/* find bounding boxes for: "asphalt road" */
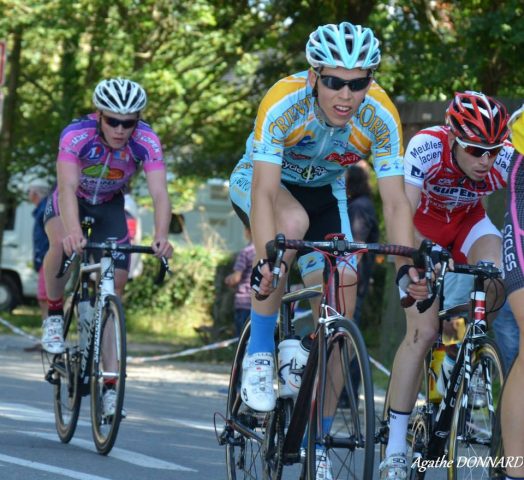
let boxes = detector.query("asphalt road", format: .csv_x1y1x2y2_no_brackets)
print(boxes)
0,334,230,480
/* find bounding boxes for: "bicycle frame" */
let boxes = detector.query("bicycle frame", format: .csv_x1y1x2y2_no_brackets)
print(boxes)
412,266,498,461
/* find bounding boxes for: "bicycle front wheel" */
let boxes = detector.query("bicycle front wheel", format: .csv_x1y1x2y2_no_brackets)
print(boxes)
447,338,505,480
90,295,126,455
225,320,280,480
53,298,82,443
306,318,375,480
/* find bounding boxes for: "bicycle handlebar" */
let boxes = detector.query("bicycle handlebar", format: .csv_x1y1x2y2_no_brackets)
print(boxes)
57,241,171,285
258,233,432,306
415,247,502,313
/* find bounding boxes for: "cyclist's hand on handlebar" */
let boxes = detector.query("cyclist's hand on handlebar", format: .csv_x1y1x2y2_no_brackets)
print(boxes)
251,259,287,300
152,237,173,258
396,265,428,308
62,232,87,257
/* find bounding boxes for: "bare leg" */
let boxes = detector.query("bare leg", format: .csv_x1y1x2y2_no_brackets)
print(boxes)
43,216,70,302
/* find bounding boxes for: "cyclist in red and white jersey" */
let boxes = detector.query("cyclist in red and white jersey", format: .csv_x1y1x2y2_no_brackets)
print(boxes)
381,91,512,479
41,78,173,359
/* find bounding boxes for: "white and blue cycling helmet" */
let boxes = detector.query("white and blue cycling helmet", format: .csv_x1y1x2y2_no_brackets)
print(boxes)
306,22,381,70
93,78,147,115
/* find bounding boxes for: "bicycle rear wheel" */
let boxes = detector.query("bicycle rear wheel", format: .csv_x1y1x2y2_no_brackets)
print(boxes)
447,337,505,480
225,320,279,479
53,298,82,443
306,318,375,480
90,295,126,455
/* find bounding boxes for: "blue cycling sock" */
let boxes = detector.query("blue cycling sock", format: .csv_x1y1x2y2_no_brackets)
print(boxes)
247,310,278,355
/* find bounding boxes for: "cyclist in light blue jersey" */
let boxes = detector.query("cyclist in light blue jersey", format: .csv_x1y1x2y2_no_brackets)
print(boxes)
229,20,426,443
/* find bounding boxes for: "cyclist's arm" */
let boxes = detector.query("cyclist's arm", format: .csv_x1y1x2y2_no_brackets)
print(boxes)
251,161,281,260
405,183,425,246
377,175,427,299
57,161,85,255
145,169,173,258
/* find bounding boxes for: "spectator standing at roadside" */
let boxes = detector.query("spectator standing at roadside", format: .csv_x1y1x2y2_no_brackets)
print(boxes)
225,227,255,337
28,179,51,320
346,161,379,325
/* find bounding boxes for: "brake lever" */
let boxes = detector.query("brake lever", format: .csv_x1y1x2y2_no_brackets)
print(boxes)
56,252,78,278
417,252,450,314
153,256,171,285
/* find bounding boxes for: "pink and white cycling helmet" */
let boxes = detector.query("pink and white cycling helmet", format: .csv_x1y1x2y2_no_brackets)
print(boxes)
93,78,147,115
306,22,381,70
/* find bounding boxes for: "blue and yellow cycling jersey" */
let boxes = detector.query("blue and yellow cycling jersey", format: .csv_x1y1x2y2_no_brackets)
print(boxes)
232,70,404,186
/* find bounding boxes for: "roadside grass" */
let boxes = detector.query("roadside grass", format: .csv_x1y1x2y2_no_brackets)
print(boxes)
0,300,236,362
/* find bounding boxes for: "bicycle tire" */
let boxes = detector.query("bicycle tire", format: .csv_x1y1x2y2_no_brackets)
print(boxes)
225,320,281,480
53,298,82,443
306,318,375,480
90,295,126,455
447,337,505,480
380,359,429,480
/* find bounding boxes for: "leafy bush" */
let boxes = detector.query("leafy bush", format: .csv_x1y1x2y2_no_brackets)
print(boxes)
124,244,232,342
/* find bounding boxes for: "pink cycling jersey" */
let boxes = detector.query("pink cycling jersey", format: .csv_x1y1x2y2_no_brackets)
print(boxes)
404,125,514,223
57,113,165,205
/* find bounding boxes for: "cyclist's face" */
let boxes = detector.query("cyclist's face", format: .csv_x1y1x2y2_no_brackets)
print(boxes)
450,135,498,182
99,111,139,149
308,66,372,127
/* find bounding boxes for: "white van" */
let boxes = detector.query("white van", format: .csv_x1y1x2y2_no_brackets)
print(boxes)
0,196,144,311
0,201,37,310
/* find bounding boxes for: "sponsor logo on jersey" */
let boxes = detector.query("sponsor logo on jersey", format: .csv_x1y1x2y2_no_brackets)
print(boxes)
87,144,104,160
82,164,125,180
289,151,312,160
410,165,424,178
357,104,392,156
71,132,89,146
268,97,312,136
324,151,361,167
503,223,518,272
296,134,316,148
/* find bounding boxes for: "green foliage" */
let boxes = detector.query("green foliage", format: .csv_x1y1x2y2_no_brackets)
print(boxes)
124,243,231,339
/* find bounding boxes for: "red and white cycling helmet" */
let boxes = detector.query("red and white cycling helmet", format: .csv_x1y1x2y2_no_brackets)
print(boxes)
93,78,147,115
446,91,509,145
306,22,381,71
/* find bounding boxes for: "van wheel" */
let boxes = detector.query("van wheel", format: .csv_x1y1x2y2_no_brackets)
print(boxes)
0,275,21,312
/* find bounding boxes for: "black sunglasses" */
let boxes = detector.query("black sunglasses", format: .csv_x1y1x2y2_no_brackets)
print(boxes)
318,74,372,92
102,115,138,129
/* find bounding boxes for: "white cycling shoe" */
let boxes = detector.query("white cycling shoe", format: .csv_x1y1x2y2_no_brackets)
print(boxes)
41,315,65,354
241,352,276,412
315,447,333,480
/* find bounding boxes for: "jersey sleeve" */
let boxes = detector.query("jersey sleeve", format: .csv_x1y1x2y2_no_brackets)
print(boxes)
57,118,95,164
403,132,436,188
134,125,165,172
251,75,307,165
363,85,405,179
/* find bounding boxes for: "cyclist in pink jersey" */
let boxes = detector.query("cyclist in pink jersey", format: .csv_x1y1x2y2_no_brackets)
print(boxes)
380,91,512,479
501,105,524,480
41,78,173,368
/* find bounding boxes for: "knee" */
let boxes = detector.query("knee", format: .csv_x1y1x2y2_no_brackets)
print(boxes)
404,324,438,352
277,210,309,239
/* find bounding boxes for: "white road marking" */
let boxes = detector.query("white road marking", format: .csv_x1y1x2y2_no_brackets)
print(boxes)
0,453,111,480
24,431,197,472
0,402,89,426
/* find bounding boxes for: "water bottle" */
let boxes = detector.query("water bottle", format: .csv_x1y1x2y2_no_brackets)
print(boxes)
277,337,300,398
78,299,93,352
287,335,312,395
428,345,445,403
